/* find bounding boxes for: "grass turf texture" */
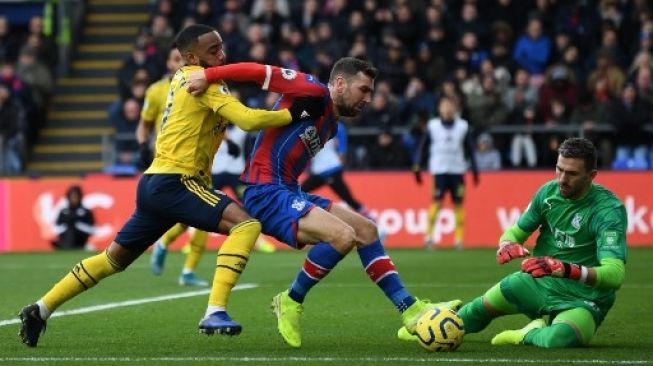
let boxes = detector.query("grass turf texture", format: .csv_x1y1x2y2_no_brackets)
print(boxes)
0,248,651,365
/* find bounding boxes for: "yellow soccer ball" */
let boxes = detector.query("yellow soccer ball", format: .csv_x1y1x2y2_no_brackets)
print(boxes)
414,307,464,352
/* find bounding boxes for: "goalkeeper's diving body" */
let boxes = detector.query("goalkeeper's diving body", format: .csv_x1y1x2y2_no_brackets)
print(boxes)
403,137,627,348
18,24,325,347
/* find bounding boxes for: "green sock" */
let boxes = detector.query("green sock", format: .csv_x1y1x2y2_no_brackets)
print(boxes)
458,283,518,334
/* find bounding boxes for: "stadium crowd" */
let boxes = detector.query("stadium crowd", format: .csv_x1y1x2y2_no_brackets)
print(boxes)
0,14,56,174
3,0,653,174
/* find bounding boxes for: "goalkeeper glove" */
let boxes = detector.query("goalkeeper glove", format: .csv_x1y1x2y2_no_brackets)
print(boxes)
225,139,241,158
138,142,152,170
412,164,422,185
288,96,325,122
496,241,529,264
521,256,588,283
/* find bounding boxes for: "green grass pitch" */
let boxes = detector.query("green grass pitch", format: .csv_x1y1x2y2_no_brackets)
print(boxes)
0,248,651,365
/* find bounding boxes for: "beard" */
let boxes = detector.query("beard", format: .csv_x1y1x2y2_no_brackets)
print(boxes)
335,93,359,117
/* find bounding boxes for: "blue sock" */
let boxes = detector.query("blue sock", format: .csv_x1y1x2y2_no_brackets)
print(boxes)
357,240,415,312
288,243,344,303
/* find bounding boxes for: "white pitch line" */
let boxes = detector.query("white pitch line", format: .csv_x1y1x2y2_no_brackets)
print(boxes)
0,356,650,364
0,283,257,327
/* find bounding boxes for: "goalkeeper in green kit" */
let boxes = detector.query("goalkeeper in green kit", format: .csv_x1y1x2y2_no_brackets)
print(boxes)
400,137,628,348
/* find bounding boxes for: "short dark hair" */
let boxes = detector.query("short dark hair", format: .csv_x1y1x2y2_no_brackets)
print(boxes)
558,137,597,171
174,24,215,53
329,57,377,83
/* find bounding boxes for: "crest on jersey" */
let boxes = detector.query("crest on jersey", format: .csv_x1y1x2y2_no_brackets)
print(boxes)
300,126,322,157
291,199,306,211
571,213,583,229
281,68,297,80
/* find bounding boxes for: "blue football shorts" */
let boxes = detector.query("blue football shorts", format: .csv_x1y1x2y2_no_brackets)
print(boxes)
242,183,331,247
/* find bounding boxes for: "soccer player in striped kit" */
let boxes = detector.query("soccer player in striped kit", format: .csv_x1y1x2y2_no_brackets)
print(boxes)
186,57,461,348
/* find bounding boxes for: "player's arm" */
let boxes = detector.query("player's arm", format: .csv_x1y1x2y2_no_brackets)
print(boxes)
521,256,624,288
214,95,324,131
496,185,549,264
463,130,479,185
411,130,430,185
190,63,326,96
496,224,532,264
336,122,347,163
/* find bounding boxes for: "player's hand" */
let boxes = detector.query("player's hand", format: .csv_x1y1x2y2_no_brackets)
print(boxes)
412,164,422,185
288,96,325,122
521,256,565,278
225,139,240,158
186,70,209,96
496,241,529,264
138,142,152,170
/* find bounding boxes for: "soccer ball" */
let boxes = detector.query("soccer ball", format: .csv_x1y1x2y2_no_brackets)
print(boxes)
414,307,464,352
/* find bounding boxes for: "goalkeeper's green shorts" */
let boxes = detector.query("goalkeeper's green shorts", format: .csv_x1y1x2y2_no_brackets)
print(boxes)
498,272,615,327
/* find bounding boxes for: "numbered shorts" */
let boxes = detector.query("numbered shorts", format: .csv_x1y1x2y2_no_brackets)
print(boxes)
433,173,465,203
115,174,234,252
243,183,331,247
499,271,614,326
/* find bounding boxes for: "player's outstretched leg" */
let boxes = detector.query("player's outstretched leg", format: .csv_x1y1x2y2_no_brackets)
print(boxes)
493,307,596,348
178,230,209,286
272,242,345,347
356,236,463,333
491,318,546,345
271,290,304,348
199,220,259,336
150,223,186,275
18,249,125,347
18,304,47,347
150,240,168,275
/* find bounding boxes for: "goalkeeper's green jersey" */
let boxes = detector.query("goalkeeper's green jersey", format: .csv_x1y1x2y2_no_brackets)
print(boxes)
517,180,627,308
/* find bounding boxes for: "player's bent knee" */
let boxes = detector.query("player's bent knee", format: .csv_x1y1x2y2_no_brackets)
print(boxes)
539,323,583,348
331,224,356,253
356,218,378,243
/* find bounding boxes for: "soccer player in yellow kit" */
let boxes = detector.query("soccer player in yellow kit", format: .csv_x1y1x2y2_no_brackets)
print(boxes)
18,24,324,347
135,46,212,286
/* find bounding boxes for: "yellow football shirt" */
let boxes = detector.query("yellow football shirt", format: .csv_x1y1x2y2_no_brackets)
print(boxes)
140,76,171,135
145,65,292,186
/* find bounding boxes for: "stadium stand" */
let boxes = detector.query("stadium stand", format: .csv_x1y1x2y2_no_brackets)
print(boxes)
2,0,653,176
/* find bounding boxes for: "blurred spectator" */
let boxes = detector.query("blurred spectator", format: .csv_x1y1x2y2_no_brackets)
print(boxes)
117,45,158,99
537,64,578,123
152,0,183,31
52,185,95,250
150,15,175,54
509,105,538,168
0,83,27,174
252,0,288,43
108,98,141,166
15,46,53,128
475,132,502,171
191,0,216,25
610,83,651,152
503,67,538,113
358,91,399,128
513,17,551,75
367,127,411,169
219,13,246,63
587,49,625,98
0,15,19,63
634,66,653,105
467,75,509,132
292,0,322,31
23,16,58,73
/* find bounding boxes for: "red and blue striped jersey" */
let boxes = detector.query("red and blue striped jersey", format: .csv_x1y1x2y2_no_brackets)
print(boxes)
204,63,338,186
